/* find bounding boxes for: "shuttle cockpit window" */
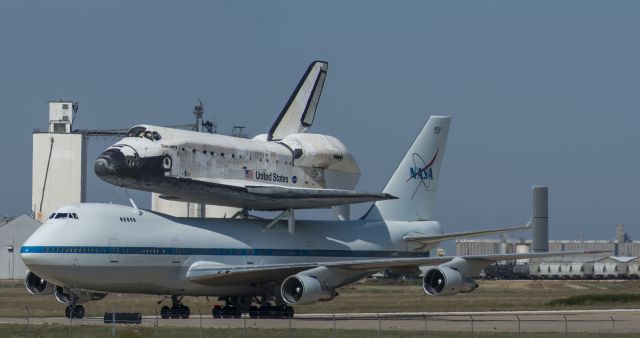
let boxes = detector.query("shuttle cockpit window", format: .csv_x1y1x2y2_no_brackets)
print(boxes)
126,126,161,141
127,126,147,138
142,131,162,141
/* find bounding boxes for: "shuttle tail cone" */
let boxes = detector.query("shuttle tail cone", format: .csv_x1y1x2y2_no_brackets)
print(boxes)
364,116,451,222
532,186,549,252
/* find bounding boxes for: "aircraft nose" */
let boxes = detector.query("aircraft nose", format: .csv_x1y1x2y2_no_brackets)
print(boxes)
94,149,126,178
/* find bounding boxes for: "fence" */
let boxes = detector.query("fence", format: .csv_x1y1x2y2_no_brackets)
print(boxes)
10,307,640,337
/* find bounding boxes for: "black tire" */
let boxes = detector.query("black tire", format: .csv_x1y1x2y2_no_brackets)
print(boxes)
258,305,268,319
232,308,242,319
212,306,223,319
73,305,85,319
170,306,180,319
181,306,190,319
249,306,259,319
285,306,294,319
65,306,71,319
161,306,171,319
222,305,232,319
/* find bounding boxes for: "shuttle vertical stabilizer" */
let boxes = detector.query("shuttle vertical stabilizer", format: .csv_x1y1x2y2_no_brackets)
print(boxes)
268,61,328,141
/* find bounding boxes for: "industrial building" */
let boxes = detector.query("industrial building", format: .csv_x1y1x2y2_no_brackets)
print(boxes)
457,223,638,260
0,215,41,279
460,223,640,280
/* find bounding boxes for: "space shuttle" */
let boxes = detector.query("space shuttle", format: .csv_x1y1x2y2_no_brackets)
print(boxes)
95,61,394,210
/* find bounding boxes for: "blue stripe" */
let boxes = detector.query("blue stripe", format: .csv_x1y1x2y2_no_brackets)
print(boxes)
20,246,429,258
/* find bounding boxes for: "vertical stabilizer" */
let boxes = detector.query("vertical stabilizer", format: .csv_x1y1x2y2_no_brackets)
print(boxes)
365,116,451,222
268,61,328,141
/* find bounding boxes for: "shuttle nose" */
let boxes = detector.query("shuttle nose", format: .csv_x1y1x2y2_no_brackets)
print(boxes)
94,149,127,179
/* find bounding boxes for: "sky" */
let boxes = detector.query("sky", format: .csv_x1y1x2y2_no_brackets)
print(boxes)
0,1,638,244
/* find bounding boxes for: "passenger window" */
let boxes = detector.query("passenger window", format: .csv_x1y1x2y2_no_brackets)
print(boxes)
153,132,161,141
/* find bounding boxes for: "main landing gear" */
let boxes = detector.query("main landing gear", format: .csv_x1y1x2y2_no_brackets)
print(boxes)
65,304,85,319
160,295,190,319
211,297,294,319
63,293,85,319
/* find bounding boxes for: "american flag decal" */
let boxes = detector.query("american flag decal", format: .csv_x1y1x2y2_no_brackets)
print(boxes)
244,169,254,179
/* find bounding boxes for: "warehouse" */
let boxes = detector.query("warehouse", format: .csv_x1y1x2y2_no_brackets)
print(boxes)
0,215,41,279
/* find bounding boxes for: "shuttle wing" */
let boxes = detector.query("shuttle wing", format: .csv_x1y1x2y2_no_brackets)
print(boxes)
157,177,395,210
186,251,603,286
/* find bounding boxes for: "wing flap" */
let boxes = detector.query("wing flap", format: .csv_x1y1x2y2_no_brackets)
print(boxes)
403,226,531,244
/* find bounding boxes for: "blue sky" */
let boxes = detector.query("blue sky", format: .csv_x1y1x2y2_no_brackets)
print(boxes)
0,1,638,242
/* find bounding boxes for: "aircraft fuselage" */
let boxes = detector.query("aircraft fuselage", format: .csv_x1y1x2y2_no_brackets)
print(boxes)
21,203,439,297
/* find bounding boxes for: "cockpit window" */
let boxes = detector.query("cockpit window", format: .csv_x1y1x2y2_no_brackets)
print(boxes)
128,127,161,141
51,213,79,220
127,126,147,137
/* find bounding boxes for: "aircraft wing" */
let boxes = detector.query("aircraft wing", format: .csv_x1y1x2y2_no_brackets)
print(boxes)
158,177,395,210
403,226,531,244
186,250,603,286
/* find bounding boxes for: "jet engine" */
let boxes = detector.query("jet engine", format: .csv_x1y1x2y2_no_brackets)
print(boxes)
422,266,478,296
281,274,335,305
54,286,107,304
25,271,53,295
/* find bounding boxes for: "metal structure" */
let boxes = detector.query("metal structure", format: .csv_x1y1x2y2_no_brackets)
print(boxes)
532,186,549,252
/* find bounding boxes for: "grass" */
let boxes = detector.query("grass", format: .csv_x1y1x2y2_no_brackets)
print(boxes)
2,279,640,318
548,293,640,307
0,324,639,338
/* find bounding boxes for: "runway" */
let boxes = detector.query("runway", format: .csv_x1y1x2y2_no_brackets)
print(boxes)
2,309,639,333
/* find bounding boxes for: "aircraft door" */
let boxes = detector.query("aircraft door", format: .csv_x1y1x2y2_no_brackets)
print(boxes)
306,241,315,263
244,240,254,265
172,239,180,264
109,238,119,263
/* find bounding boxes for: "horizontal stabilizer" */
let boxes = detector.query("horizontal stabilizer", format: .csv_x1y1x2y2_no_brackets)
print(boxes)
403,226,531,244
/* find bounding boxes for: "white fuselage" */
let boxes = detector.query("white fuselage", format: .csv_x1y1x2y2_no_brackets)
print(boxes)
21,203,441,297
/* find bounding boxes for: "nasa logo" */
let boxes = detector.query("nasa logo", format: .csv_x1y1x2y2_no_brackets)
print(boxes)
405,149,439,199
409,167,433,180
292,176,298,184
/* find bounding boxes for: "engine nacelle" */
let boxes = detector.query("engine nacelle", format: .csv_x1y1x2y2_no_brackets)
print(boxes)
54,285,107,304
25,271,54,295
422,266,478,296
281,274,335,305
